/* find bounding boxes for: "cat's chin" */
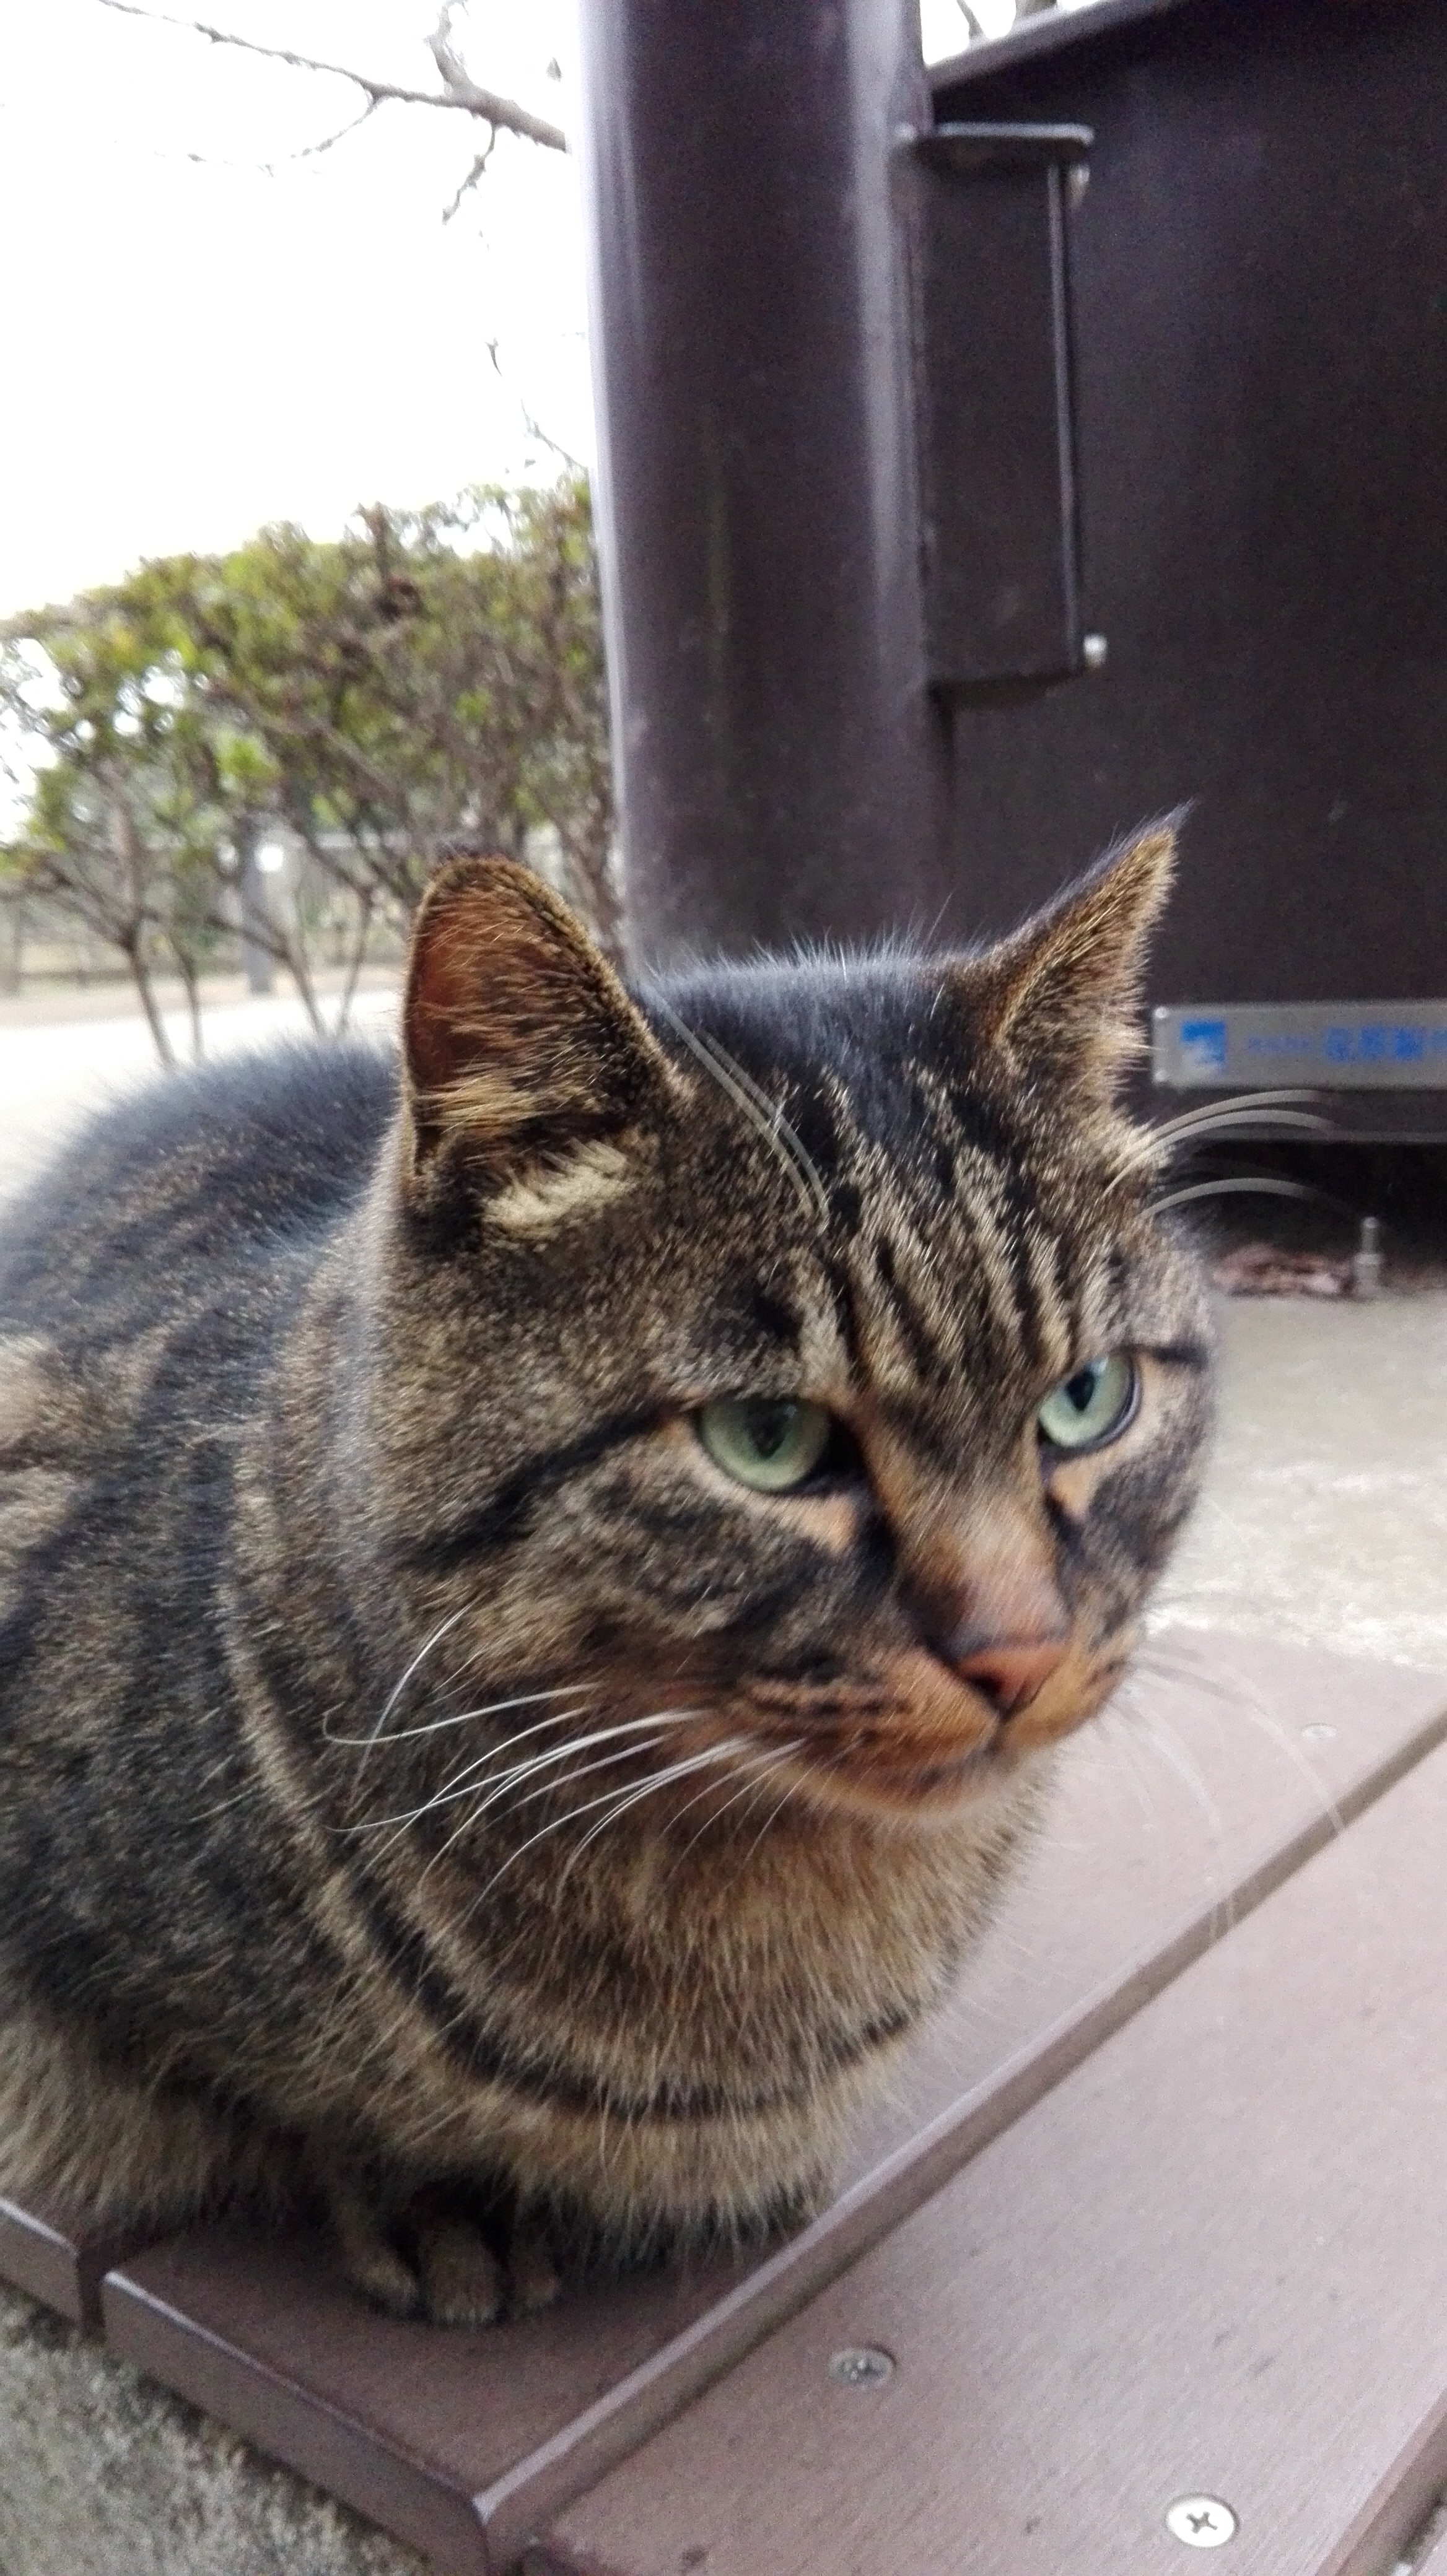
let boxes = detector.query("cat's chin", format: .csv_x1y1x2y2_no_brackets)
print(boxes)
779,1736,1032,1828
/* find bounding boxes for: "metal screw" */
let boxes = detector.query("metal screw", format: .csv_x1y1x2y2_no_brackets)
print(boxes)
1082,632,1109,671
1301,1722,1336,1742
1352,1214,1383,1300
829,2346,894,2389
1166,2497,1238,2549
1069,161,1090,207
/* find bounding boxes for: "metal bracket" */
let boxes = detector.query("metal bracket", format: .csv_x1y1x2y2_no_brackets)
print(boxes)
907,122,1093,697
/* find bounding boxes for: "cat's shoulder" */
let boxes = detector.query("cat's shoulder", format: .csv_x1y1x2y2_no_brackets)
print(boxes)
0,1036,399,1329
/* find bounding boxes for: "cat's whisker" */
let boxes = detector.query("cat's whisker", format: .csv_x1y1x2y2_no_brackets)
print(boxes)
351,1707,599,1856
650,993,829,1227
1153,1084,1322,1133
1160,1110,1332,1155
429,1705,710,1820
420,1729,682,1881
1233,1697,1349,1843
557,1739,758,1884
453,1738,756,1927
667,1741,805,1870
348,1692,602,1834
1148,1173,1324,1216
330,1602,473,1769
1152,1088,1331,1147
1135,1643,1348,1844
375,1708,716,1873
349,1704,667,1840
733,1751,818,1872
328,1681,587,1752
1091,1697,1166,1829
1145,1713,1225,1842
1114,1685,1226,1845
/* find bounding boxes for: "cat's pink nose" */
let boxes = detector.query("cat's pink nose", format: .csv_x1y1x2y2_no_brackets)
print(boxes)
947,1635,1069,1717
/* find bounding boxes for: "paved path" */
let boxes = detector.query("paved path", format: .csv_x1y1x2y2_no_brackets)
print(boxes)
1152,1289,1447,1672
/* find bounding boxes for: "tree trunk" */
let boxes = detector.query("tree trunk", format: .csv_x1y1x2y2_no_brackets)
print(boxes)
1,896,23,996
123,936,177,1069
234,815,274,996
279,926,326,1037
177,953,204,1059
335,889,374,1034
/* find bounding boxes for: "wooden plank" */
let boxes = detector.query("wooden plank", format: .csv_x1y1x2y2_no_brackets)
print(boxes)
103,2230,752,2576
1402,2505,1447,2576
95,1636,1447,2570
537,1732,1447,2576
0,2191,153,2331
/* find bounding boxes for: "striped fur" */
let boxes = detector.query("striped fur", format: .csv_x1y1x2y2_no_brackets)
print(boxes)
0,830,1211,2321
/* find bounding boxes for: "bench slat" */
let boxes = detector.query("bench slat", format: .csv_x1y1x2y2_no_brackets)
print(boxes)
84,1637,1446,2571
538,1730,1447,2576
0,2195,149,2331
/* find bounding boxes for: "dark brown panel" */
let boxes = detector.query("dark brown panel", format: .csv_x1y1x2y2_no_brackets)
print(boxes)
911,126,1090,690
103,2232,751,2576
929,0,1447,1063
541,1733,1447,2576
96,1638,1447,2569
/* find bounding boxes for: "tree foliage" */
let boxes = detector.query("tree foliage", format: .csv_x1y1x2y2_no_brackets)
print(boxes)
0,476,614,1058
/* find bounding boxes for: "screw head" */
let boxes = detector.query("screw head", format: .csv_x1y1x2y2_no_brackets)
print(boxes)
1166,2497,1238,2549
1082,631,1109,671
828,2346,894,2389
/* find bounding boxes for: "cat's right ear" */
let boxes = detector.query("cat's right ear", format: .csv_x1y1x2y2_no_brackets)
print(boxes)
401,857,678,1199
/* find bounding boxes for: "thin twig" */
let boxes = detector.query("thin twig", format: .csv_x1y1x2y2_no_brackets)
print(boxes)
484,337,588,474
442,128,496,223
93,0,568,152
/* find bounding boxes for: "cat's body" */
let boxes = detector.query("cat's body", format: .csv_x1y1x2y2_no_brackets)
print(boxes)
0,834,1210,2322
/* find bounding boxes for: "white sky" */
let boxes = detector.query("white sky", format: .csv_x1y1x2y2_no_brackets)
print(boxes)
0,0,1080,622
0,1,592,617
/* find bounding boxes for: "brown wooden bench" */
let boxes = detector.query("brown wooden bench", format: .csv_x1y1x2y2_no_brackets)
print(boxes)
5,1630,1446,2575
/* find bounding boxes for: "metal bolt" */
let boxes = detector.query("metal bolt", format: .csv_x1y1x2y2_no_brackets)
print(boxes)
1069,161,1090,207
1082,632,1109,671
1352,1214,1383,1300
829,2346,894,2389
1166,2497,1238,2549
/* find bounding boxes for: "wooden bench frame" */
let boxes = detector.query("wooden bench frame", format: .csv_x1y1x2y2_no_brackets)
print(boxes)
6,1631,1447,2574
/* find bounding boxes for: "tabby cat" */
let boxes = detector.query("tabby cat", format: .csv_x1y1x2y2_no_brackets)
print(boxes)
0,824,1210,2325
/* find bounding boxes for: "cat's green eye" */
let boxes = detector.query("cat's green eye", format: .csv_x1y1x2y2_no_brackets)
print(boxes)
1036,1354,1138,1453
696,1396,834,1494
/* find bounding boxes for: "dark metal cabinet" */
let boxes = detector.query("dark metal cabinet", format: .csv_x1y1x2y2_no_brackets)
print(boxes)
932,0,1447,1134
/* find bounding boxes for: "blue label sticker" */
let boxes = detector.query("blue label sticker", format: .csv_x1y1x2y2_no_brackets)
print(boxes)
1179,1017,1228,1076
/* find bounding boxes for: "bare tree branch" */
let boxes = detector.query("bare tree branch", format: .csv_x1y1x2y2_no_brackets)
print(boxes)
92,0,567,152
485,339,587,476
442,128,497,224
288,97,382,164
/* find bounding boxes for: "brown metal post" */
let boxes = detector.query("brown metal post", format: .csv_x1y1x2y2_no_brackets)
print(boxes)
574,0,951,967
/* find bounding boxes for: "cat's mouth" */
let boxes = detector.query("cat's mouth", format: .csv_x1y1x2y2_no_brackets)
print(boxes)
732,1642,1129,1821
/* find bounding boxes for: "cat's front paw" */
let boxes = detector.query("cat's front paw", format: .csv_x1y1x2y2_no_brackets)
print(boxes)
412,2208,507,2326
325,2172,558,2326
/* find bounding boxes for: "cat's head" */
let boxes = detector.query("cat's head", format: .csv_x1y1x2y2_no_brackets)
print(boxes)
361,828,1210,1834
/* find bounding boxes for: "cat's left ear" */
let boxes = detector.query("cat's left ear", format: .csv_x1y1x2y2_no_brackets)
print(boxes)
401,856,678,1193
961,819,1179,1107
